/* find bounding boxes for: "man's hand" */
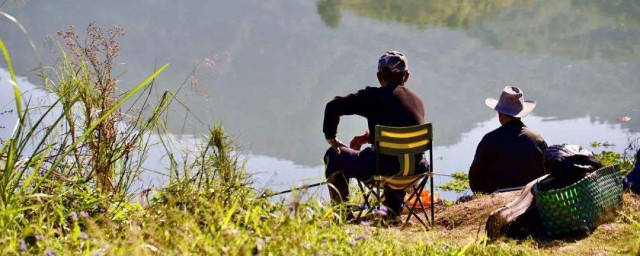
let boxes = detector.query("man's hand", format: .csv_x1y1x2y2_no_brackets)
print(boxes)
349,131,370,150
327,138,348,154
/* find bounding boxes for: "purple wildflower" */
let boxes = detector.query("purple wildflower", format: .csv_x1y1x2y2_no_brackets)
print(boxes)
44,249,56,256
90,250,104,256
373,209,387,216
360,221,371,226
79,232,89,240
36,233,44,240
348,234,370,247
373,205,389,216
69,212,78,222
18,239,27,251
80,211,89,218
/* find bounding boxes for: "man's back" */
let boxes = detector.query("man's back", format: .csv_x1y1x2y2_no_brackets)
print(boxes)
323,83,424,143
362,84,424,142
469,120,548,193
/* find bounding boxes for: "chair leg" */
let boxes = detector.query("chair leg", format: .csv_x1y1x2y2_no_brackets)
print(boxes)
430,174,435,225
402,178,431,228
403,190,428,228
405,207,427,228
367,182,385,217
403,185,419,223
413,179,432,226
356,181,371,221
356,181,385,222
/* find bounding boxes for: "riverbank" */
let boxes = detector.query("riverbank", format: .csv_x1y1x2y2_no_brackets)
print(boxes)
428,192,640,255
1,19,638,255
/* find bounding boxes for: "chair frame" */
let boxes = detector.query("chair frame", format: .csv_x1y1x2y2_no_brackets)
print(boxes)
356,123,435,227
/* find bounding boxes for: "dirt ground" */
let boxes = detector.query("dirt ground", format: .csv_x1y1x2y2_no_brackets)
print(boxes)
434,191,520,231
382,192,640,255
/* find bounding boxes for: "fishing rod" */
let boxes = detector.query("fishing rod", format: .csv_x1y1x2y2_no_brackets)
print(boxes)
258,172,460,198
259,181,328,198
432,173,460,178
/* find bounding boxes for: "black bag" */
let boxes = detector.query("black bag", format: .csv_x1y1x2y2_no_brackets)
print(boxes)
540,144,602,190
624,149,640,194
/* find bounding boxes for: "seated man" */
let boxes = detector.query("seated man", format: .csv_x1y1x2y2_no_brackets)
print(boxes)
323,51,429,217
469,86,548,194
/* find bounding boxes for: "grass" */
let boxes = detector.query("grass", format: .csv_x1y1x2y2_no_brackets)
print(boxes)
0,18,639,255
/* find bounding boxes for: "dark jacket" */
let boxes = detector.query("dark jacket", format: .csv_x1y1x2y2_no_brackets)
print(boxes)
323,84,424,142
323,83,426,173
624,150,640,193
469,120,548,194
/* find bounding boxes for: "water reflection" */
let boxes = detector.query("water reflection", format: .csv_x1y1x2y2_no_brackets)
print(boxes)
317,0,342,28
321,0,640,61
0,0,638,170
318,0,530,30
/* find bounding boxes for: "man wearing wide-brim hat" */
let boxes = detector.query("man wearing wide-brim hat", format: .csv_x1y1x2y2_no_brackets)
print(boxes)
468,86,548,194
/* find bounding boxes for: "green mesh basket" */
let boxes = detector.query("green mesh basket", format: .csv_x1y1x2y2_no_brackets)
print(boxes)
533,165,623,236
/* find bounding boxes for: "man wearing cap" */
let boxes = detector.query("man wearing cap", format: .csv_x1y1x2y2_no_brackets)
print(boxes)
469,86,548,194
322,51,428,218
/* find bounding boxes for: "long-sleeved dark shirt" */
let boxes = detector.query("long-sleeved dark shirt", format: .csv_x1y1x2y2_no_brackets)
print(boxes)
469,120,548,194
323,84,425,142
323,83,426,174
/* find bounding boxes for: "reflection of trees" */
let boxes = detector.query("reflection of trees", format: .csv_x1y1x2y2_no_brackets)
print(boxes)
320,0,530,29
573,0,640,28
472,0,640,61
320,0,640,61
317,0,342,28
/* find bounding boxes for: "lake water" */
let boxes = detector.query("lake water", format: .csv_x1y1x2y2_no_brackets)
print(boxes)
1,0,639,198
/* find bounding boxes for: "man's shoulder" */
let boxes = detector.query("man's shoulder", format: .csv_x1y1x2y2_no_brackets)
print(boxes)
521,126,546,142
354,86,382,97
483,125,504,140
361,86,379,93
481,124,515,143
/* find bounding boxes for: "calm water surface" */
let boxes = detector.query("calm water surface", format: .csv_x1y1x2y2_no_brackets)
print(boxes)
1,0,638,197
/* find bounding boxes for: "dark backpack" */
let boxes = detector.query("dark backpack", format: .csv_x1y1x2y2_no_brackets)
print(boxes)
540,144,602,190
624,150,640,194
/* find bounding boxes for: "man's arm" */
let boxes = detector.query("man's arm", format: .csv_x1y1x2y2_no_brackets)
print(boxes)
349,130,370,150
469,136,492,194
322,89,370,140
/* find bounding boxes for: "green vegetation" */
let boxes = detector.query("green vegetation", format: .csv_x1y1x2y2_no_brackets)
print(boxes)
591,141,636,172
1,16,639,256
438,172,470,194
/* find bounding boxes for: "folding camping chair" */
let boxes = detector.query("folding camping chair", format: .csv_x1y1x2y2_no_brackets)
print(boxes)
356,123,434,228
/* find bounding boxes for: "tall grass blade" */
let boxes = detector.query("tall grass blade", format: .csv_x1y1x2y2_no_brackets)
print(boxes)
456,240,472,256
0,11,42,64
0,40,22,203
8,106,67,202
16,97,65,155
0,39,22,117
